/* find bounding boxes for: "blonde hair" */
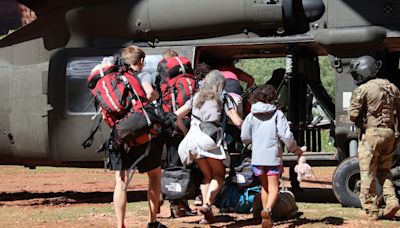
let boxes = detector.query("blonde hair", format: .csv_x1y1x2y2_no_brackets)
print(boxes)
162,49,178,58
194,70,225,109
121,45,145,66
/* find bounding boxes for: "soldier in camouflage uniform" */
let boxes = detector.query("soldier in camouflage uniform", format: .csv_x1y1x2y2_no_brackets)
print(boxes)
348,55,400,220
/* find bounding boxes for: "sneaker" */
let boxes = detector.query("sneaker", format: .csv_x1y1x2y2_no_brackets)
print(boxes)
199,204,215,224
382,201,400,219
194,195,203,206
147,221,167,228
261,209,273,228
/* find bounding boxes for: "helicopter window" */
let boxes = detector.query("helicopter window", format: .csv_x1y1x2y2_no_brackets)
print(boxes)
65,55,163,114
66,56,104,114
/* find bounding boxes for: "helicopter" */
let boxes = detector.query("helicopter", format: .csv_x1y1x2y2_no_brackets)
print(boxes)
0,0,399,208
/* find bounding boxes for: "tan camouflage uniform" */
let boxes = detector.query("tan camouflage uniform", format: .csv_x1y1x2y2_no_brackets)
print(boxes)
349,78,400,218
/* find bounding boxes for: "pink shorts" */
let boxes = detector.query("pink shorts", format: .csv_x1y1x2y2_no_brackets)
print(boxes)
252,165,283,176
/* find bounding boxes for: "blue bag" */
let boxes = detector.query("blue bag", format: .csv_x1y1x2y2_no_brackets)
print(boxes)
215,183,261,213
214,183,242,212
236,186,261,213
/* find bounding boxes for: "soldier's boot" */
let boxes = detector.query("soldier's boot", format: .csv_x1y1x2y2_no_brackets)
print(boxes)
382,201,400,219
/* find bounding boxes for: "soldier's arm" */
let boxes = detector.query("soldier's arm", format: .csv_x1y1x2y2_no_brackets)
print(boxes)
395,87,400,131
348,87,366,128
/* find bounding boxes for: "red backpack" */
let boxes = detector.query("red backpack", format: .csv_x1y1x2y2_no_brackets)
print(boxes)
87,63,149,127
86,62,158,147
157,56,197,112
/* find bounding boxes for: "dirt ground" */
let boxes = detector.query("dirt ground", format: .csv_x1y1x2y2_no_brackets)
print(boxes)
0,165,399,228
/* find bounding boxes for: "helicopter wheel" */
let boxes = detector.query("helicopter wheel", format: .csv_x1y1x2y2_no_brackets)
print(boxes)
332,157,362,207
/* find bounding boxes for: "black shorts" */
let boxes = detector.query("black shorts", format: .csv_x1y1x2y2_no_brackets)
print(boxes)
108,138,162,173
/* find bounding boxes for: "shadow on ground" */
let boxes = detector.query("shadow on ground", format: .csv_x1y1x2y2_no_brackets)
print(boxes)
183,214,344,227
0,186,338,206
293,188,338,203
277,216,344,227
0,190,146,205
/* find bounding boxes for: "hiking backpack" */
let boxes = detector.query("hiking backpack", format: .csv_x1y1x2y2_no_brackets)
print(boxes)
85,58,156,147
157,56,197,113
87,61,150,127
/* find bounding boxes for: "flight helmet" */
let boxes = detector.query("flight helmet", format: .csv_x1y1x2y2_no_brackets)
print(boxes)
349,55,382,86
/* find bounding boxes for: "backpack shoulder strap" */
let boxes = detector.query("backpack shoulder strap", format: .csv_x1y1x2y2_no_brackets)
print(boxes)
120,71,151,126
220,93,237,131
175,56,186,74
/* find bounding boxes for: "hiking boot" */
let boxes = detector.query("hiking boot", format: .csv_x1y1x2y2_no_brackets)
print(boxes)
261,208,273,228
199,204,215,224
382,201,400,219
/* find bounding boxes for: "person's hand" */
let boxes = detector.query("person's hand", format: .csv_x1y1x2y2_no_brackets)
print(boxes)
294,154,313,182
295,146,307,159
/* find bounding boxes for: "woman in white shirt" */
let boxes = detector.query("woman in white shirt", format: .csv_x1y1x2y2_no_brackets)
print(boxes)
175,70,242,224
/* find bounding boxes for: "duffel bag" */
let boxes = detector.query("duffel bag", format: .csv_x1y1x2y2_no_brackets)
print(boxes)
161,166,196,200
115,111,156,147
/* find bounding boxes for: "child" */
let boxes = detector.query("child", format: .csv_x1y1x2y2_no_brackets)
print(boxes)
240,84,305,228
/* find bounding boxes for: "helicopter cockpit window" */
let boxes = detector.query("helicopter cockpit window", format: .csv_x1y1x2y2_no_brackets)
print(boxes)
65,55,163,114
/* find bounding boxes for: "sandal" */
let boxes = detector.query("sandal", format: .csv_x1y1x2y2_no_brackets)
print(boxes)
194,195,203,206
199,204,215,224
261,208,273,228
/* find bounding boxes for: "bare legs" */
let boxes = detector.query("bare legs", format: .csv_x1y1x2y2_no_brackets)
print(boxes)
146,167,162,222
114,170,128,228
196,158,225,207
259,174,280,212
113,167,162,227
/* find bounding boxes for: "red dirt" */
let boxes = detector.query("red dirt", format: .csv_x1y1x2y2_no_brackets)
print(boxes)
0,166,333,227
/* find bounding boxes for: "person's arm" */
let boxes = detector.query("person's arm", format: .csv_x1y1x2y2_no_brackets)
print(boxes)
223,93,243,128
394,87,400,137
142,82,159,101
232,68,255,88
276,111,303,156
174,104,191,135
240,115,252,145
348,87,366,129
226,108,243,128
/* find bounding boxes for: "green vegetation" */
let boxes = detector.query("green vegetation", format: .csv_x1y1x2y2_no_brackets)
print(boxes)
236,58,286,85
319,56,336,99
236,56,337,152
236,56,336,98
321,130,336,152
